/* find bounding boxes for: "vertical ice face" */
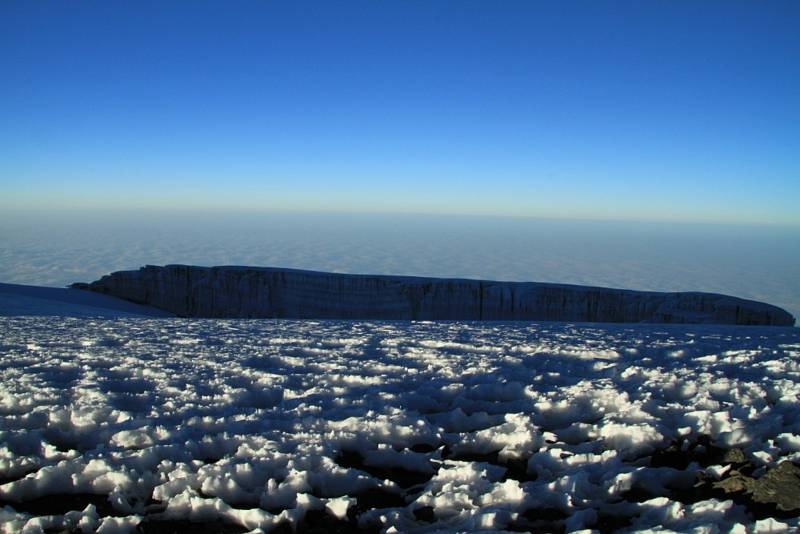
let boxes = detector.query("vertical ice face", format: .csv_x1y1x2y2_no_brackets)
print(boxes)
75,264,796,325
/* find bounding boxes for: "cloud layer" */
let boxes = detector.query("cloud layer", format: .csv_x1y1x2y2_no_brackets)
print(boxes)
1,212,797,318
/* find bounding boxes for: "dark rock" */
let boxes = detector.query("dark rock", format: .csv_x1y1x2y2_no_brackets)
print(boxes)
715,472,754,494
750,461,800,512
724,448,747,465
713,461,800,514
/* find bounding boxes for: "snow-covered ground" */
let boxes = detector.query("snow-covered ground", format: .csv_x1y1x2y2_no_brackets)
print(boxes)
1,316,798,533
0,284,172,318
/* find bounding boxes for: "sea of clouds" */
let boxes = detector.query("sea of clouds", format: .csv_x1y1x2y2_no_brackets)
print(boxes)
1,211,798,319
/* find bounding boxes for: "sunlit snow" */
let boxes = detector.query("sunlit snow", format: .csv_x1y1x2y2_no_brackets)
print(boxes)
1,317,798,532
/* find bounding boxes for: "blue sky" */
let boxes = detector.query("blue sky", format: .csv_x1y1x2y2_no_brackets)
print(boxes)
1,1,799,223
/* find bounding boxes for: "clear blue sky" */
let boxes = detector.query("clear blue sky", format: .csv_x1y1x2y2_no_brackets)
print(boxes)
1,1,798,223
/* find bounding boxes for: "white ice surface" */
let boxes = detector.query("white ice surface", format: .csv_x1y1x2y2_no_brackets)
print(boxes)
0,283,172,318
0,317,798,532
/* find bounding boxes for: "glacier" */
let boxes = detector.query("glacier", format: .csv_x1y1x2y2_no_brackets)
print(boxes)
73,264,796,326
0,283,172,318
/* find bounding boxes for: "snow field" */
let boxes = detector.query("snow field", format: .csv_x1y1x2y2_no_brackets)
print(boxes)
0,317,798,533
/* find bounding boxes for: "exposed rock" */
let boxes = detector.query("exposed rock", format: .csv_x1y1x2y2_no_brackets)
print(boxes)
714,472,755,494
714,461,800,512
72,264,796,325
752,462,800,511
724,448,747,465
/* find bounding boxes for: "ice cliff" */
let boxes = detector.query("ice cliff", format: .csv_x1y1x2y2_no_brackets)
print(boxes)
73,264,795,326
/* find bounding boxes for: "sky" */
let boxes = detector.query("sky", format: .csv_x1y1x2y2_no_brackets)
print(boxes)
1,1,799,223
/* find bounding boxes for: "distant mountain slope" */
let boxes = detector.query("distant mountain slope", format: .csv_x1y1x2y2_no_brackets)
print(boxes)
0,283,173,317
74,265,795,325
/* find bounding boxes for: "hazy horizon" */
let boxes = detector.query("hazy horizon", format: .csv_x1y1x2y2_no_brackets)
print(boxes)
2,210,798,319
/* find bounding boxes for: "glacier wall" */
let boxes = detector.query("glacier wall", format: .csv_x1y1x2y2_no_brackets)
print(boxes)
73,265,796,326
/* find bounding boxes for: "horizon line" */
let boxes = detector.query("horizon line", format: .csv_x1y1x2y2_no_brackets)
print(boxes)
1,205,799,228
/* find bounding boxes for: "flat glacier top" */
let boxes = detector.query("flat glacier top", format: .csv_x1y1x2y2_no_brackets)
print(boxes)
144,264,677,294
1,317,799,532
